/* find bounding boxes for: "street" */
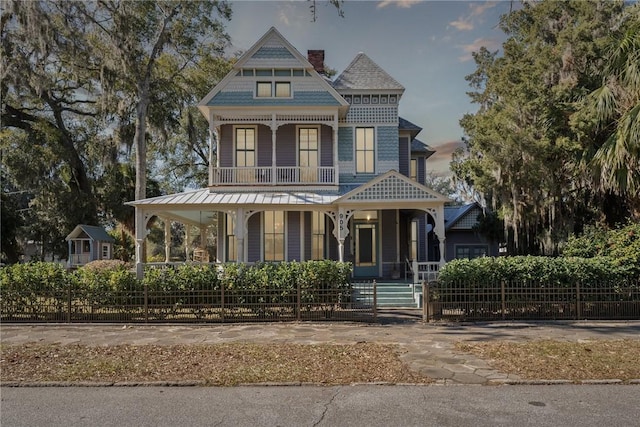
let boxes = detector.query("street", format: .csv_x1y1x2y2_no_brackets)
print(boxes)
2,385,639,427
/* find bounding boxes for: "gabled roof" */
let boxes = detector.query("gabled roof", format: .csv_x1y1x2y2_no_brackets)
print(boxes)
197,27,348,114
444,203,482,230
65,225,114,242
412,138,436,159
336,170,450,204
333,53,404,92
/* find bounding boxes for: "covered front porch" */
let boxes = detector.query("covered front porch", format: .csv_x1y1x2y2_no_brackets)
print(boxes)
128,171,449,285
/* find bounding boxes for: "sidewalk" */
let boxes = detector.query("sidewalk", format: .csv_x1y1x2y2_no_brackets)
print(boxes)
2,312,639,385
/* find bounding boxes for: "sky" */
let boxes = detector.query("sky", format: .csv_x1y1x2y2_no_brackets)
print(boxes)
224,0,515,176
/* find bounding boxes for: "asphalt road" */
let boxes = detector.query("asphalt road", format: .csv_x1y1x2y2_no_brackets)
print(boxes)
2,385,639,427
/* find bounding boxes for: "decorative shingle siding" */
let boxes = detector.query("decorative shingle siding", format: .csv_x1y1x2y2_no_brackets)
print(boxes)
287,211,300,261
209,91,341,106
251,47,295,59
343,106,398,124
377,126,399,161
337,127,353,161
223,78,331,93
451,207,482,230
339,173,375,185
377,160,398,174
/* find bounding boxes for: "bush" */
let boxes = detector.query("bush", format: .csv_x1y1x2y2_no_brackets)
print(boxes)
75,261,141,307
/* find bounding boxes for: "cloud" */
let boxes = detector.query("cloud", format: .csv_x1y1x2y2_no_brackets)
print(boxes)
458,37,500,62
427,140,466,176
449,1,499,32
377,0,422,9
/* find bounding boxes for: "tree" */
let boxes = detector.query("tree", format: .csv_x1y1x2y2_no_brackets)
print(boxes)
456,0,631,255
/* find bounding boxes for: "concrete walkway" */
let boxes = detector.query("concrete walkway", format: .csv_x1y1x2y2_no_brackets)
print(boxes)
2,311,639,385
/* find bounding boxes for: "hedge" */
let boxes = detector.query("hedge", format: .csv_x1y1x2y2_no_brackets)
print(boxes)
0,261,353,317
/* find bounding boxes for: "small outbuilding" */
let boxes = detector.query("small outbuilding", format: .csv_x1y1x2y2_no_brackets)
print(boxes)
65,225,114,267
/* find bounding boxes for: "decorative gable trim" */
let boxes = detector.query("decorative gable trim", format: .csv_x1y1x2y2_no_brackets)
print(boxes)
198,27,348,116
336,170,450,204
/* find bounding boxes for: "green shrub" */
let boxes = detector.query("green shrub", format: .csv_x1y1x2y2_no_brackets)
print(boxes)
75,262,141,307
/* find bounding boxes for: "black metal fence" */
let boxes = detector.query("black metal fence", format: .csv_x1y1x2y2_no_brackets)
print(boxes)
423,280,640,321
1,281,377,323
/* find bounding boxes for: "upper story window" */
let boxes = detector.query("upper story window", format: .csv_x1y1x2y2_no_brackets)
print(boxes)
256,81,291,98
355,127,375,174
235,127,256,167
410,159,417,181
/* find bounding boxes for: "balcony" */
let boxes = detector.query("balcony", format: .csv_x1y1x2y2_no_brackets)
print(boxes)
211,166,337,186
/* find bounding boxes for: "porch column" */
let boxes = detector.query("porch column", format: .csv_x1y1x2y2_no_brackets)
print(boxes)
208,117,216,186
67,240,72,267
271,115,277,185
185,226,191,261
332,118,339,184
199,225,207,249
234,207,246,263
331,208,352,263
164,219,171,263
135,207,145,279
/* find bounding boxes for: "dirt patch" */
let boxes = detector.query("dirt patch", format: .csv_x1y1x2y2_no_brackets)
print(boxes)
456,339,640,381
1,343,432,385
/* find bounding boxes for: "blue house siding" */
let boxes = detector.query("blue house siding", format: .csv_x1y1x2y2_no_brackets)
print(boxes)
303,212,311,260
337,127,353,161
399,137,409,177
252,47,294,59
287,211,301,261
209,91,341,107
377,126,399,161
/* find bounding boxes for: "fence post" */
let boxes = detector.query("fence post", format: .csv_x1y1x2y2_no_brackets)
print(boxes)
422,280,429,322
221,282,225,323
67,281,72,323
373,280,377,322
501,279,506,320
297,281,301,321
576,281,582,320
144,284,148,323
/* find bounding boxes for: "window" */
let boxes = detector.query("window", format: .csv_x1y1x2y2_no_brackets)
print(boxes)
311,212,325,260
299,127,318,182
410,220,418,260
256,82,272,97
264,211,285,261
410,159,417,181
101,244,110,259
355,127,374,173
226,214,236,262
256,81,291,98
275,82,291,97
455,245,489,260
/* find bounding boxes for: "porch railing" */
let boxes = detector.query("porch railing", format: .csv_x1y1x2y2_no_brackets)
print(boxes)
407,260,441,283
69,254,91,266
210,166,337,186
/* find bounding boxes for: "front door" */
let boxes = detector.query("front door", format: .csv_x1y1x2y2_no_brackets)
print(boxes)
353,222,378,277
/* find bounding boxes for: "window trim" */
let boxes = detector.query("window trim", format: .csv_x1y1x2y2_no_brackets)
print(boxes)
311,211,326,260
355,127,375,174
454,244,489,260
233,125,257,168
256,81,272,97
410,158,418,181
226,214,237,262
263,211,286,262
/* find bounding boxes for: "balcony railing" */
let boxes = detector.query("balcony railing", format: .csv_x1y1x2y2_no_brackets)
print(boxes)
211,166,337,186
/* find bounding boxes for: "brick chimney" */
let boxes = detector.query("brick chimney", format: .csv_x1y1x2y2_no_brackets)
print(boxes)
307,50,325,75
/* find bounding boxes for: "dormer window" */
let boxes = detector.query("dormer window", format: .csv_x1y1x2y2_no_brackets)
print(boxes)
257,82,272,97
275,82,291,97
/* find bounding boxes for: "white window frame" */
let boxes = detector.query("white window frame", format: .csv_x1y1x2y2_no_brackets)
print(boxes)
101,244,110,259
263,211,286,262
355,127,375,174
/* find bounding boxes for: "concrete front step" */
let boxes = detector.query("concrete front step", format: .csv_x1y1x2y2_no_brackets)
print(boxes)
352,282,419,308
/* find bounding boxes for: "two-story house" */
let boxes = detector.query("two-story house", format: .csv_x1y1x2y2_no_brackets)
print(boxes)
129,27,449,281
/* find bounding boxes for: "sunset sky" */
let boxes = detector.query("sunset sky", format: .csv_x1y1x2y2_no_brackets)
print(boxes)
225,0,516,175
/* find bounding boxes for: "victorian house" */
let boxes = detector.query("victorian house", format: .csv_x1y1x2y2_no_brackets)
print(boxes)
129,28,449,282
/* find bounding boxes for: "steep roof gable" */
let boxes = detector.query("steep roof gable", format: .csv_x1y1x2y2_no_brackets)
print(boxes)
65,225,114,242
198,27,348,113
333,53,404,92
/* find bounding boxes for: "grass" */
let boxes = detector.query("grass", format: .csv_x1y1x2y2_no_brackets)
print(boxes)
0,343,432,386
456,339,640,381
